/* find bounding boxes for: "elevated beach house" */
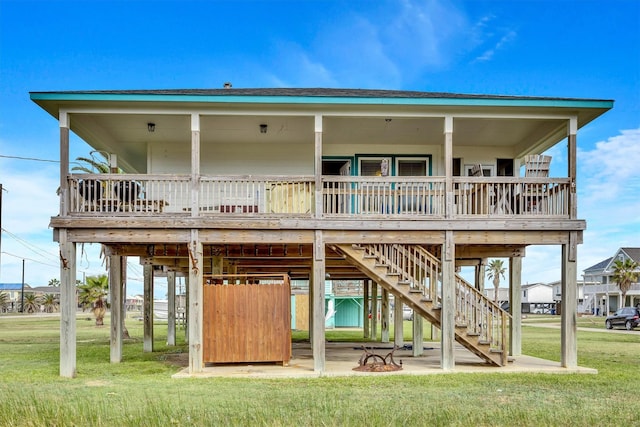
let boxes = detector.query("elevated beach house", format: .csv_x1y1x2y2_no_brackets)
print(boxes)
30,88,612,377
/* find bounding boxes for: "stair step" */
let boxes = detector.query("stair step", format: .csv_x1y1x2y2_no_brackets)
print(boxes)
478,340,491,346
490,349,503,354
420,297,432,302
455,324,467,328
466,332,480,337
364,255,378,259
409,289,423,294
398,281,411,286
386,272,401,277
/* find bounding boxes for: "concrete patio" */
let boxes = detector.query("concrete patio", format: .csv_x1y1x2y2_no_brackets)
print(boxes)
172,340,598,379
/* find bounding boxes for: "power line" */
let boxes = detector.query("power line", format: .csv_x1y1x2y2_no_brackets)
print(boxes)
1,227,59,263
0,154,59,163
1,251,59,269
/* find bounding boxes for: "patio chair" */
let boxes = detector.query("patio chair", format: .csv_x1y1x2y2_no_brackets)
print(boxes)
523,155,552,213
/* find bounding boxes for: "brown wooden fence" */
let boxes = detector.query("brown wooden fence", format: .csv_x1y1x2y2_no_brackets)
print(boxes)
203,274,291,365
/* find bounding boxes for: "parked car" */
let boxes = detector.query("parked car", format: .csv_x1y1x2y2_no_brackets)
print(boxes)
605,307,640,331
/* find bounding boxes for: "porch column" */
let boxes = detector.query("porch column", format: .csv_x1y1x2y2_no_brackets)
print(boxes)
568,118,577,220
444,116,453,219
188,233,204,374
59,111,69,216
59,230,76,377
191,114,200,216
441,230,456,370
363,280,370,339
381,288,390,343
394,296,404,348
370,282,378,340
561,233,578,368
143,262,154,353
167,270,176,346
314,115,323,219
110,255,123,363
312,230,326,372
509,257,522,357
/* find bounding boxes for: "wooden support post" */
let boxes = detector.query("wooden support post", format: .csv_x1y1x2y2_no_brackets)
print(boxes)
509,257,522,357
184,275,189,343
143,263,154,353
312,230,326,372
476,258,487,292
394,296,404,348
381,288,389,343
188,232,204,374
561,233,578,368
363,280,370,339
59,231,76,378
441,230,455,370
371,282,378,341
412,313,424,357
167,270,176,346
110,255,123,363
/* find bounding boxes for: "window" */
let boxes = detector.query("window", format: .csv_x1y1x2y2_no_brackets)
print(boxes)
396,157,429,176
359,157,391,176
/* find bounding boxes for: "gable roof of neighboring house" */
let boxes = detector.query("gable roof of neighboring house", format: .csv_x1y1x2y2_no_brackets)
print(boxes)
584,257,613,274
0,283,31,291
522,283,551,290
620,248,640,264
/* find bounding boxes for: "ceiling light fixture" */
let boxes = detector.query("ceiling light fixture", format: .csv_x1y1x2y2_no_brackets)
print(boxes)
259,124,268,134
147,122,155,132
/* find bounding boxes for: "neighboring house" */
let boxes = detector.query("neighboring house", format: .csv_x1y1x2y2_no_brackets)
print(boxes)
29,286,61,297
551,279,590,313
581,248,640,314
0,283,32,311
30,87,612,377
522,283,554,314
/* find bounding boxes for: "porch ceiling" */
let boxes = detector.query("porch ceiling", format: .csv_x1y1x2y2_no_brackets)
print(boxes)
66,112,571,174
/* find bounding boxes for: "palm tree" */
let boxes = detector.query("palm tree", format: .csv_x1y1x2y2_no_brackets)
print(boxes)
22,294,41,314
487,259,507,303
42,294,59,313
48,278,60,287
72,152,111,174
0,292,9,312
78,275,109,326
612,258,639,307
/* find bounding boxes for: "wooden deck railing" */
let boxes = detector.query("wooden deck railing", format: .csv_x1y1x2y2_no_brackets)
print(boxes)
67,174,571,219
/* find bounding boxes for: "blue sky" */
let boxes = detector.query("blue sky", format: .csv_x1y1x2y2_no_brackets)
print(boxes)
1,0,638,295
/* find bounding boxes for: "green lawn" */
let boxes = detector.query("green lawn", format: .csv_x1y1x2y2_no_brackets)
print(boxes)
0,314,638,426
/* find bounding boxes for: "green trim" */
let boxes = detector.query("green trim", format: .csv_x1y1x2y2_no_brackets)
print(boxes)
29,92,614,109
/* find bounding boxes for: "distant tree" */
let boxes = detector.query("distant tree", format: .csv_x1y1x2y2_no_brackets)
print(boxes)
78,275,109,326
612,258,640,307
48,278,60,287
487,259,507,303
22,294,40,314
0,292,9,312
42,294,59,313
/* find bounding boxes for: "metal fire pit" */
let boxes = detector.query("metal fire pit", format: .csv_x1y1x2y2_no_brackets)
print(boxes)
353,345,403,372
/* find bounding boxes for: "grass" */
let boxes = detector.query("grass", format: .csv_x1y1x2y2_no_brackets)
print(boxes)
0,313,638,426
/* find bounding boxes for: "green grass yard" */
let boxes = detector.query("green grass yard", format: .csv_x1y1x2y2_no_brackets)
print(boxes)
0,314,638,426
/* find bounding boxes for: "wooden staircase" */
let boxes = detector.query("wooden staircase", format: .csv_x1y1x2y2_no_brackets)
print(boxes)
332,243,509,366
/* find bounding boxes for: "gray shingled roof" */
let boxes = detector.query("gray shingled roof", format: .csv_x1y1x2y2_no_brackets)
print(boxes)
620,248,640,263
29,87,611,102
584,257,613,272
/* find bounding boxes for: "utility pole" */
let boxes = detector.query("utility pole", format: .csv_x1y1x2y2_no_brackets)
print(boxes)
20,259,25,313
